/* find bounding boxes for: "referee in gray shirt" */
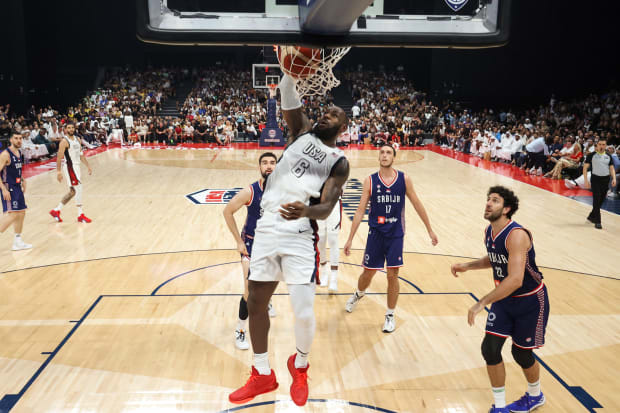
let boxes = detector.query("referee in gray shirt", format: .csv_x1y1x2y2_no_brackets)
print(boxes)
584,138,617,229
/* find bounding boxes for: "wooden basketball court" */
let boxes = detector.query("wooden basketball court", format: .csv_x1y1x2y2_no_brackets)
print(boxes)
1,147,618,412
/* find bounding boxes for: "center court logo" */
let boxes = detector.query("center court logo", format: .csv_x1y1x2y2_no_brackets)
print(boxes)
186,188,242,204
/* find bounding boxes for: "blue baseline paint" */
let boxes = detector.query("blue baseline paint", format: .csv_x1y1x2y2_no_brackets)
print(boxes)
0,295,103,412
568,195,620,215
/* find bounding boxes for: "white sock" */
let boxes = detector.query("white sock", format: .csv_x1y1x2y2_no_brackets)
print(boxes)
55,203,64,211
14,234,21,241
237,318,246,332
355,289,365,298
253,352,270,375
78,206,83,215
295,349,309,369
527,380,541,397
492,386,506,408
331,269,338,281
386,308,394,316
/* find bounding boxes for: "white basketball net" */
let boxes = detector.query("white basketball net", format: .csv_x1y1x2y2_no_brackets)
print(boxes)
277,46,351,97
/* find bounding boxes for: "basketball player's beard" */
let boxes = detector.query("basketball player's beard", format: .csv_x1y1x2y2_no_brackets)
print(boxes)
485,209,503,222
313,124,340,143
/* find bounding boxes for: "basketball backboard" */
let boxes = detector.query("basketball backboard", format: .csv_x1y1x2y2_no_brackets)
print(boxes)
252,64,282,89
136,0,511,48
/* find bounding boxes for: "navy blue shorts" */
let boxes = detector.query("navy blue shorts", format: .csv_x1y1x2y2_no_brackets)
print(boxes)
2,185,27,213
485,284,549,349
241,234,254,259
362,229,404,269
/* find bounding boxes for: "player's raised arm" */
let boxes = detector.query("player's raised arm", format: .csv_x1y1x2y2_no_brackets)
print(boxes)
279,74,312,142
344,175,371,256
223,186,253,257
279,158,350,221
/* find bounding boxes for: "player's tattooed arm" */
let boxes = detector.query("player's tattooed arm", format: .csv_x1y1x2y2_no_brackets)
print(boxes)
280,158,350,221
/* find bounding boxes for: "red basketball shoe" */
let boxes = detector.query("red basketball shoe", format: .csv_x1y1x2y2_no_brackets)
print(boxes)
229,366,278,404
77,214,92,223
287,354,309,406
49,209,62,222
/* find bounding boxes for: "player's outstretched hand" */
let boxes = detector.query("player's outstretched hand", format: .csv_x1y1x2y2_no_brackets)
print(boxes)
1,188,10,202
344,240,352,256
279,201,307,220
468,301,485,326
88,167,93,175
450,263,467,277
57,171,63,183
429,230,438,246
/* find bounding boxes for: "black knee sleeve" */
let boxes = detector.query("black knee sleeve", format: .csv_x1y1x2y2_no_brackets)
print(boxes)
481,334,506,365
238,297,248,320
511,345,536,369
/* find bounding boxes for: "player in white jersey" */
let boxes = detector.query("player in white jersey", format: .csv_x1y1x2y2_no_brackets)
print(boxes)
229,74,350,407
49,122,93,223
317,185,344,292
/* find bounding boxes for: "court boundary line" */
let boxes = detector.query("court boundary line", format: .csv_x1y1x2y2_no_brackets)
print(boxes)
0,261,603,412
2,248,618,281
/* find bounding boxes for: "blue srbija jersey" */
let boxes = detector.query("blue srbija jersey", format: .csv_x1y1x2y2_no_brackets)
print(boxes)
241,180,264,238
1,148,23,186
368,170,406,237
485,220,544,297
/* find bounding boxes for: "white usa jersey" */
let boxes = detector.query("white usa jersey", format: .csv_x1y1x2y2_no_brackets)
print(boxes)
258,132,345,233
64,135,82,165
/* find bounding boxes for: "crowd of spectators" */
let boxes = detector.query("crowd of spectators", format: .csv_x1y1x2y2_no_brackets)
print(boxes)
342,68,619,197
1,65,618,198
0,66,182,160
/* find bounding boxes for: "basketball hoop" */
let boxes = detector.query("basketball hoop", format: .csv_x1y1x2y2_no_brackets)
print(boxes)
276,45,351,97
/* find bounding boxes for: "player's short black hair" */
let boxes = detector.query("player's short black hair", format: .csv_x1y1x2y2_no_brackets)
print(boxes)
259,152,277,164
381,144,396,156
488,186,519,219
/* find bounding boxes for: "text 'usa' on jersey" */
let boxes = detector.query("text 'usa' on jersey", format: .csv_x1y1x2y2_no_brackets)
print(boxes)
485,220,543,297
368,171,406,238
258,133,345,233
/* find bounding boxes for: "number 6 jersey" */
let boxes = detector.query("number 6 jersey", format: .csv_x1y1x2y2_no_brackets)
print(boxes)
258,132,345,234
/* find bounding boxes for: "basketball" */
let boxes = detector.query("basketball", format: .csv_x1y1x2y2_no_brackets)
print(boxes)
277,46,322,79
